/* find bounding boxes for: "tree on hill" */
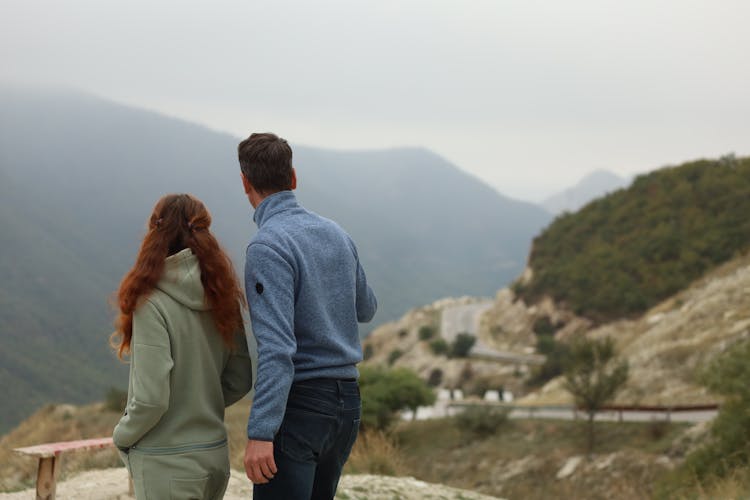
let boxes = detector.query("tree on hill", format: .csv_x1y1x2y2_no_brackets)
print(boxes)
450,333,476,358
359,366,436,429
518,155,750,321
563,336,628,455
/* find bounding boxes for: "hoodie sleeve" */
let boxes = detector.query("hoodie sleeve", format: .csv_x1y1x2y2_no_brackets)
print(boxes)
245,242,296,441
221,327,253,407
113,300,173,449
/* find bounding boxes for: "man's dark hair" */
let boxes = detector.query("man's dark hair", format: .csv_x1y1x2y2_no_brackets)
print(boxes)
238,132,294,194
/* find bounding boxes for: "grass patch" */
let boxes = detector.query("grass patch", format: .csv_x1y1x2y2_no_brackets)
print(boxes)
392,416,687,499
345,430,405,476
454,406,509,438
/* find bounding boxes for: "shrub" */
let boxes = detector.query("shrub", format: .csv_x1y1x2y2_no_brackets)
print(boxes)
362,344,374,361
659,339,750,496
532,316,556,336
387,349,403,366
455,405,509,438
398,329,409,338
418,325,436,341
458,362,474,388
647,419,670,441
429,338,448,356
526,334,570,388
427,368,443,387
346,430,404,476
450,333,476,358
359,366,436,430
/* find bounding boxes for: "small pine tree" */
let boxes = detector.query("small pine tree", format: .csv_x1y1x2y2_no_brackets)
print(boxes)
563,336,628,455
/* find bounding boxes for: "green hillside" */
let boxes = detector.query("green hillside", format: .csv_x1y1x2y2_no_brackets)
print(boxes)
517,155,750,321
0,85,550,432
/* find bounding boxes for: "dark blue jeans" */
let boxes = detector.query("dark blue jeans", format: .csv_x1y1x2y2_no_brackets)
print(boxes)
254,378,361,500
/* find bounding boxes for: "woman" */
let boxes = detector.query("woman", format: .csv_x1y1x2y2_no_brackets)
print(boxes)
111,194,252,500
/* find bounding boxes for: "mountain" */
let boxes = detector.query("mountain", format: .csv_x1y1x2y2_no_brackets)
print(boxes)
518,155,750,321
0,85,551,432
541,170,628,214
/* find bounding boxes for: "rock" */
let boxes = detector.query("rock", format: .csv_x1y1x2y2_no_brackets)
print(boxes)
655,456,673,469
594,453,616,470
647,313,664,324
556,456,583,479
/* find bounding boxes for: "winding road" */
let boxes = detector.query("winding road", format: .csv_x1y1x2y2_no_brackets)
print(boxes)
439,301,544,365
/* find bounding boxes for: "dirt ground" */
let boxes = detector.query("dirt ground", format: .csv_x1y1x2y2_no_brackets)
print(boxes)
0,467,501,499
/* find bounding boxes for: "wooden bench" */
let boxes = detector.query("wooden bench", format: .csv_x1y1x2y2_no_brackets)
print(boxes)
13,437,116,500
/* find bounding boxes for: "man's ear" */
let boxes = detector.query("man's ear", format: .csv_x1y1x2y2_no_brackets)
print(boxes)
290,168,297,190
241,173,252,194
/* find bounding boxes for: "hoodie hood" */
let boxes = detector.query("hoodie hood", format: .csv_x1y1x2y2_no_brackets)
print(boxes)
155,248,209,311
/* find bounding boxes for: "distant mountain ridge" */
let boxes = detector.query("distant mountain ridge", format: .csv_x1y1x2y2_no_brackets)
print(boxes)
0,85,551,432
542,170,628,214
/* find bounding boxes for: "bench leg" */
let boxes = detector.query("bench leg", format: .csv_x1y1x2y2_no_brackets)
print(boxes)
36,455,60,500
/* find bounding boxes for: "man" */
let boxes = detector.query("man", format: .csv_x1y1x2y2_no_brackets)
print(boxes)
238,132,377,499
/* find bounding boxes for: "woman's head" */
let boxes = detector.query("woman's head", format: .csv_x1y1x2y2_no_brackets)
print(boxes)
148,193,211,255
112,194,245,359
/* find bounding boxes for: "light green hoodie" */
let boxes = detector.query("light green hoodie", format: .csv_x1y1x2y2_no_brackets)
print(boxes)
113,248,252,453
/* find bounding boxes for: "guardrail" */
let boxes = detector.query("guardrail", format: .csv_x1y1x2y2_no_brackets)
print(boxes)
444,401,720,423
600,404,719,412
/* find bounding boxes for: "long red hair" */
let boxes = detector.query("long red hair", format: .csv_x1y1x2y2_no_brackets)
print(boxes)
111,194,245,359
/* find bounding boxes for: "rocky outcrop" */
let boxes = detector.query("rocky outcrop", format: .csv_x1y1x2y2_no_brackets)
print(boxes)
525,253,750,405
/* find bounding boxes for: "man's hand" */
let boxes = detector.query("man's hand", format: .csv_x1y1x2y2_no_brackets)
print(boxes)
244,439,277,484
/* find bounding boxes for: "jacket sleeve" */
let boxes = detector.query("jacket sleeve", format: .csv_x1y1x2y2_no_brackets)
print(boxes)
245,242,297,441
347,237,377,323
113,300,173,449
221,327,253,407
355,257,377,323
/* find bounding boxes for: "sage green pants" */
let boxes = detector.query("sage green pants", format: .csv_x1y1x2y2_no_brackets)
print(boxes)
120,444,230,500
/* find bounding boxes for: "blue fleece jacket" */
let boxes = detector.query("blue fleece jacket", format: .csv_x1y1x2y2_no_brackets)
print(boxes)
244,191,377,441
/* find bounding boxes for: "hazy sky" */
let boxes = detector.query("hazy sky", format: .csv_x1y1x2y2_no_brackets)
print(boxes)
1,0,748,201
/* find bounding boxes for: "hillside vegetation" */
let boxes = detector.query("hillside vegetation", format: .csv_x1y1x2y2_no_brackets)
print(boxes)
518,155,750,321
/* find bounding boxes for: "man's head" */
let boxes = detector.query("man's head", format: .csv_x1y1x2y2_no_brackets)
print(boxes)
238,132,296,207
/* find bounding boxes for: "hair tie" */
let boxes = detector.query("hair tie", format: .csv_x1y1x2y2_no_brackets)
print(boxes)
188,222,195,231
155,218,163,228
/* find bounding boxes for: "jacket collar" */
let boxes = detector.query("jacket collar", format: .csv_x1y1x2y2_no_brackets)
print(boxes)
253,190,299,227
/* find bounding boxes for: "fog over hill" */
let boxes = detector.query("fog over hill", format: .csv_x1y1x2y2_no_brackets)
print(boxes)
0,85,551,432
